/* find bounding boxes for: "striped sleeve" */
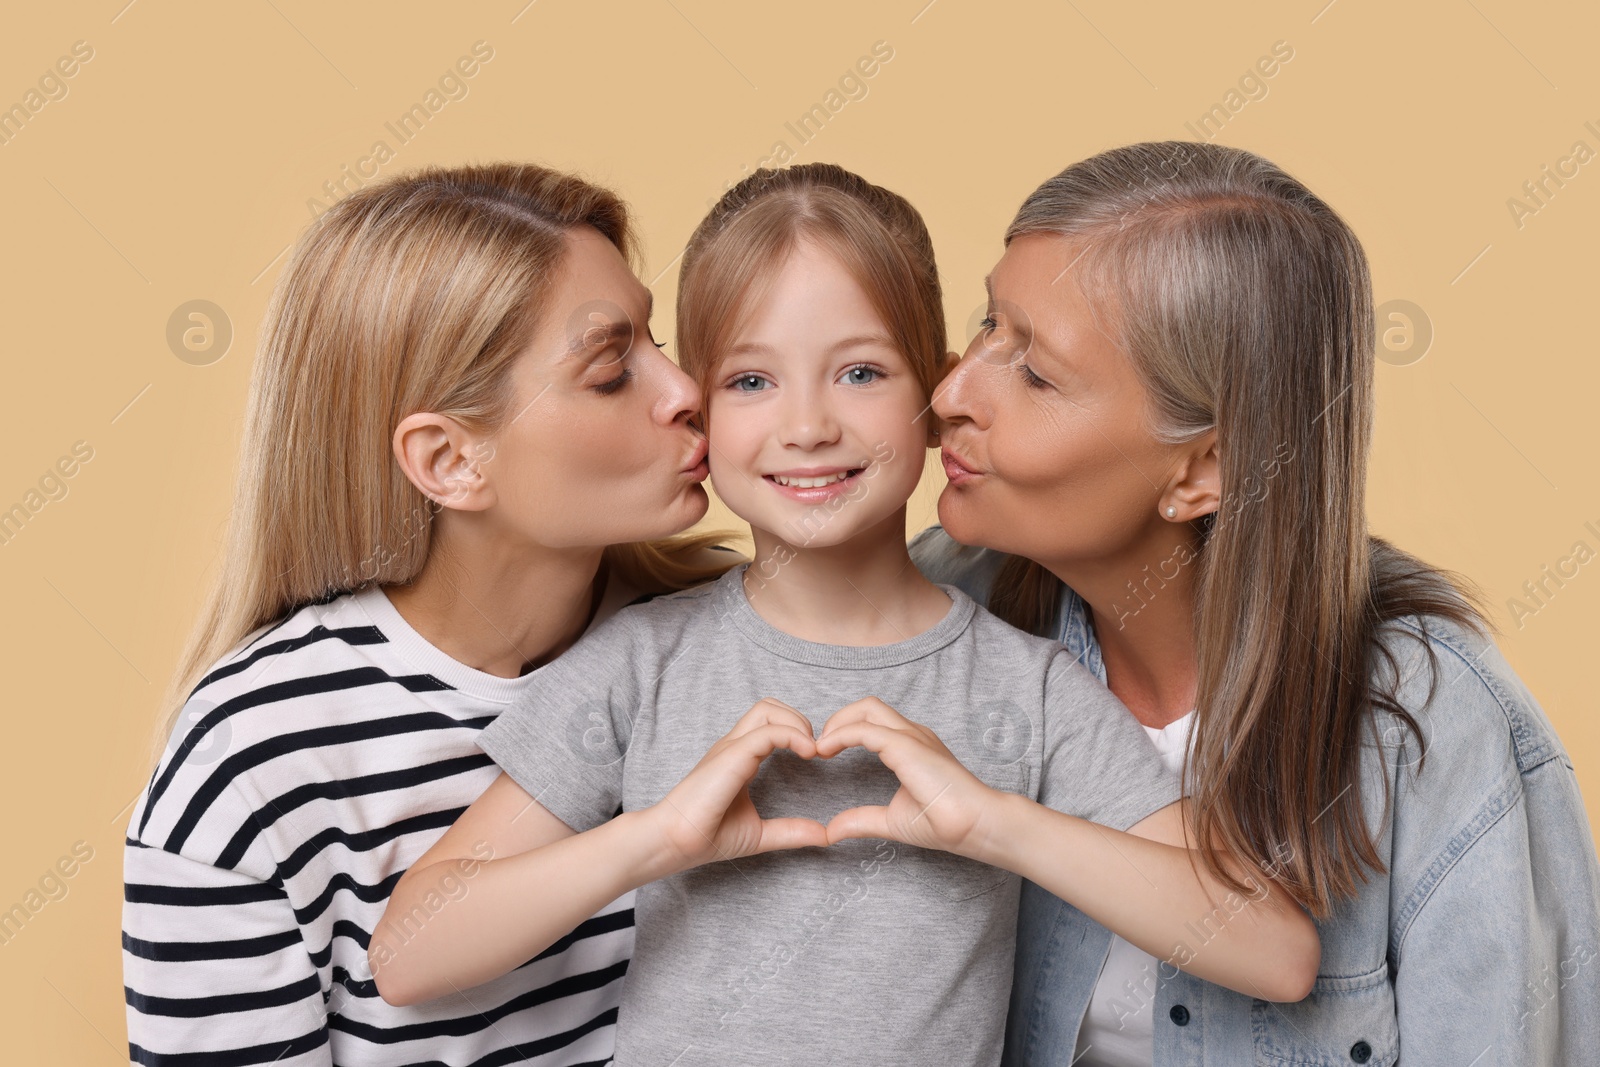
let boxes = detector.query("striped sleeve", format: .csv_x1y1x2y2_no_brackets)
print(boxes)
123,593,637,1066
123,838,331,1066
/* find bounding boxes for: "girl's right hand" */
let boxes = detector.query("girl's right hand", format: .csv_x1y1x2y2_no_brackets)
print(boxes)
644,698,829,875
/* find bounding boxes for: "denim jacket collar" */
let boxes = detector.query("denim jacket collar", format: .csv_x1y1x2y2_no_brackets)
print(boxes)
1053,585,1105,685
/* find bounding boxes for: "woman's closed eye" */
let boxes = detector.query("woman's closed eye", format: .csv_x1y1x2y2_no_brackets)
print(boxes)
1018,362,1050,389
590,337,666,396
585,347,634,395
590,364,633,395
981,314,1050,389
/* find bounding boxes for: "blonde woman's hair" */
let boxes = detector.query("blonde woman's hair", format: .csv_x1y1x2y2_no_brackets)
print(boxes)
675,162,947,415
991,141,1490,917
152,162,733,766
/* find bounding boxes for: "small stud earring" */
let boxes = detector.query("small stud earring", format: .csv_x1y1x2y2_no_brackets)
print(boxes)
1165,505,1177,519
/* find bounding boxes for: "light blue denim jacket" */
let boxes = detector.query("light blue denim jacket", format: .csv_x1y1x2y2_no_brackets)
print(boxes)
910,525,1600,1067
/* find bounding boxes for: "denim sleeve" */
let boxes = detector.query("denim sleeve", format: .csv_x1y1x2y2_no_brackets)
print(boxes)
1387,618,1600,1065
1391,752,1600,1064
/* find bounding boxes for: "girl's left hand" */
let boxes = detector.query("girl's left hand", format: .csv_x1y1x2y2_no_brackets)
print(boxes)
816,696,1009,864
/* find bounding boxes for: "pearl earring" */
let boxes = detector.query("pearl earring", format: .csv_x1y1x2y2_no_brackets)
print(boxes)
1165,505,1177,519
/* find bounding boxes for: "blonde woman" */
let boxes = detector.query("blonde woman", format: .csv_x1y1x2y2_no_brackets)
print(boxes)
122,163,733,1066
913,141,1600,1065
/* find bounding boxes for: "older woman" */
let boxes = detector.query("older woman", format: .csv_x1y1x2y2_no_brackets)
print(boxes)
913,141,1600,1066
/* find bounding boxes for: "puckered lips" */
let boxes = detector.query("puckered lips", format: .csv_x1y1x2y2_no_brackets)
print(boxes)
680,435,710,480
939,445,980,486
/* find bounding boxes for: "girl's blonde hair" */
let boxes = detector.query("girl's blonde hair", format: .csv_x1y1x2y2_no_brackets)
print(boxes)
153,162,733,766
991,141,1490,917
675,163,946,412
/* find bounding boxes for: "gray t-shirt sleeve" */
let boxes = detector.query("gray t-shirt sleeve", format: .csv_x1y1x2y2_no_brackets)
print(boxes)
474,611,643,834
1038,650,1183,831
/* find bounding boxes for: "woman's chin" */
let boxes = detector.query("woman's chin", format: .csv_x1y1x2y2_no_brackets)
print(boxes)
604,485,710,545
671,483,712,529
935,488,986,546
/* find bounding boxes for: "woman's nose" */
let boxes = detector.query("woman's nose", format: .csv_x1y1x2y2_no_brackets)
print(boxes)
932,348,990,430
647,347,702,427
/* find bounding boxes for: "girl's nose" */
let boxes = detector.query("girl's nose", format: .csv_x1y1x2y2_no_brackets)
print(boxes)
777,386,841,450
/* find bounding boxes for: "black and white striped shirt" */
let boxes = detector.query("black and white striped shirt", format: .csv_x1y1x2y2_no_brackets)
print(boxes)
124,580,640,1066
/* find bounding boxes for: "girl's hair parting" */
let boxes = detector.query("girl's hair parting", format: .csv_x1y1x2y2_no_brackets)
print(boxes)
675,162,947,421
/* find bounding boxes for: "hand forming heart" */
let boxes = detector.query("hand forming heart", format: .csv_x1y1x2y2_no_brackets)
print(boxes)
646,695,1008,878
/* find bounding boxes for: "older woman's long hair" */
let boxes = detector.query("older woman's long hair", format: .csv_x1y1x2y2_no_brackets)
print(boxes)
152,162,731,765
991,141,1490,917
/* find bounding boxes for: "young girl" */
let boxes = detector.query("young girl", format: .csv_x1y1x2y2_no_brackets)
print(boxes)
371,164,1319,1064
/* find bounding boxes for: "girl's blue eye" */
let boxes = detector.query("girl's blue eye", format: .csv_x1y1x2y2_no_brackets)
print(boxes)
731,374,768,393
840,364,881,386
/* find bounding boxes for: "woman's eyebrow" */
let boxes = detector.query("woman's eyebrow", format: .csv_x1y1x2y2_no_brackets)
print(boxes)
983,276,1035,337
561,288,654,359
563,319,632,357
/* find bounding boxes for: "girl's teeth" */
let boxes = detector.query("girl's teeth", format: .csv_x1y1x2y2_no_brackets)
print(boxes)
774,471,852,488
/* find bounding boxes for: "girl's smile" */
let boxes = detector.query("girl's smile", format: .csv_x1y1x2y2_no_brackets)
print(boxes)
764,464,868,504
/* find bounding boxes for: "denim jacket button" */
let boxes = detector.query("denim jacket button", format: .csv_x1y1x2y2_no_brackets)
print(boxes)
1350,1040,1372,1063
1168,1004,1190,1026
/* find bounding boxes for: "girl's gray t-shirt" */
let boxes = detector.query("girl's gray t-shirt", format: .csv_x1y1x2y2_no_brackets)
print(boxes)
476,562,1182,1067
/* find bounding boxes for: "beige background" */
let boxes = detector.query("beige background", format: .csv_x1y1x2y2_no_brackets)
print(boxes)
1,0,1595,1058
